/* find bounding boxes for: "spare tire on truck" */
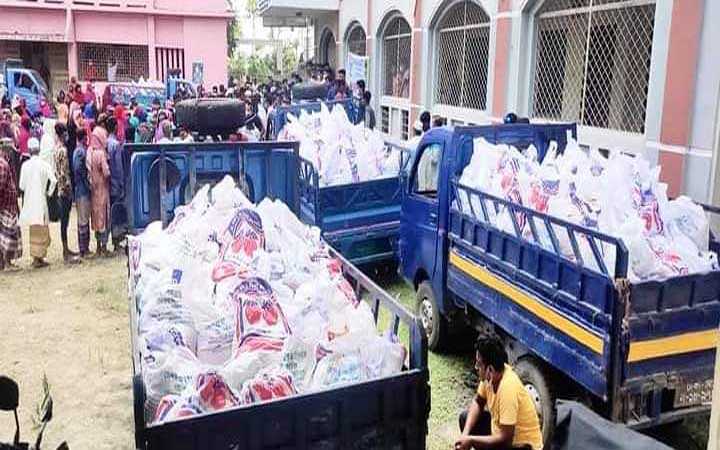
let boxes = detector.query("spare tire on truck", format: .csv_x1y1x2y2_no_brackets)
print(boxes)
175,98,245,138
291,82,328,102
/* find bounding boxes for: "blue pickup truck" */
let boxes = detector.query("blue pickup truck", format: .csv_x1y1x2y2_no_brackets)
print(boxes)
1,59,50,116
269,98,410,268
126,141,430,449
400,124,720,444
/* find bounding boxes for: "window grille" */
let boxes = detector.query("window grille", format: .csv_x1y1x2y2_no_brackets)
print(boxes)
381,105,390,133
435,0,490,110
382,16,411,98
531,0,655,133
319,30,337,69
347,25,367,57
78,43,149,82
156,47,185,81
401,109,409,140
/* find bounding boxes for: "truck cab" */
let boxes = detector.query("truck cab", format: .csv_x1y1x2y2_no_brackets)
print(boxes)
1,60,49,116
400,124,720,444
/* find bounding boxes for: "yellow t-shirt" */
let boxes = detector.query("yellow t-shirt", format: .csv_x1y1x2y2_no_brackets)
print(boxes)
477,364,543,450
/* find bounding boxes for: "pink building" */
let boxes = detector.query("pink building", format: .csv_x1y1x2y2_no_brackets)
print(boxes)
0,0,232,95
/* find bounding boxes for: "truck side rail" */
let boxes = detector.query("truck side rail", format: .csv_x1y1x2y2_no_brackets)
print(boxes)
452,179,629,279
129,244,429,449
125,141,300,233
297,143,413,229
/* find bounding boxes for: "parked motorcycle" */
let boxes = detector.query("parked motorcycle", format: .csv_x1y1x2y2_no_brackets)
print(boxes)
0,376,67,450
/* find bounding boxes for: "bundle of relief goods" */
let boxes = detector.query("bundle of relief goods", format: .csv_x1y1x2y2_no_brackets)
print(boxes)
457,136,717,282
277,103,401,187
129,176,406,424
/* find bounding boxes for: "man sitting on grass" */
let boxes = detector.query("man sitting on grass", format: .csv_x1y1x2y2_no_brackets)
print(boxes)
455,337,543,450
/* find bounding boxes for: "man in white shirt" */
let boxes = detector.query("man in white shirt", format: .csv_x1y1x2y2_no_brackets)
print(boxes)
18,138,57,268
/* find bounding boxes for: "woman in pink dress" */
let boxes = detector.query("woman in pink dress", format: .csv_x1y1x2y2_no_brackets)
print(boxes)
86,121,110,256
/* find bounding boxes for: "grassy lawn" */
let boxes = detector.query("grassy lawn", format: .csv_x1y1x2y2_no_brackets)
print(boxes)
377,277,477,450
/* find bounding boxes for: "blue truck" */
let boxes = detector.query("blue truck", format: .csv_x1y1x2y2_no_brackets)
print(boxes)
400,124,720,443
126,141,430,449
268,98,410,268
1,58,50,116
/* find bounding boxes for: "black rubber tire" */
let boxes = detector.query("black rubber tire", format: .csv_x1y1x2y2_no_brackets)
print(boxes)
175,97,245,137
514,357,556,448
291,82,329,102
416,280,450,352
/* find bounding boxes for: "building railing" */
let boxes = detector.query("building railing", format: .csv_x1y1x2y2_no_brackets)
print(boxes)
10,0,149,8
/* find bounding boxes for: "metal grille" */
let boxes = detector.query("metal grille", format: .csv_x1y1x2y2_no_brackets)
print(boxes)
531,0,655,133
382,16,411,98
319,30,337,68
435,1,490,110
347,25,367,57
78,43,148,82
381,105,390,133
156,47,185,81
401,109,409,140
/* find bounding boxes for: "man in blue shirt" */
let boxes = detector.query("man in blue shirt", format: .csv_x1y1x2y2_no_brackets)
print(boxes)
106,117,126,254
72,128,92,257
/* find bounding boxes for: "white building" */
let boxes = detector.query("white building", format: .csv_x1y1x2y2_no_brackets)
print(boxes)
259,0,720,205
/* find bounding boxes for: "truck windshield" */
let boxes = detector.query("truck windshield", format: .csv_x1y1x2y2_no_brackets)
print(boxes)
28,70,49,95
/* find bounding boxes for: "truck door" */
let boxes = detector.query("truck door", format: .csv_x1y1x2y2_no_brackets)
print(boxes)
400,142,442,282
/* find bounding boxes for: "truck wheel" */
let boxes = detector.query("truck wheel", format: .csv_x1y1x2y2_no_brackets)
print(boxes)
515,358,556,447
417,281,449,352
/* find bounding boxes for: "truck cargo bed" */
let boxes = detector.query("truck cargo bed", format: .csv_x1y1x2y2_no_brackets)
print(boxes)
449,180,720,426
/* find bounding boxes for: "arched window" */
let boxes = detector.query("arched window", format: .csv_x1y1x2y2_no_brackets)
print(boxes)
346,24,367,57
319,29,337,69
531,0,656,133
381,16,411,98
435,0,490,110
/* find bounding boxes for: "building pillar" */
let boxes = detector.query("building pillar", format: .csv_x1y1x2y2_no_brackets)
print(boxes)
147,15,157,80
409,0,423,127
491,0,513,120
65,7,78,79
658,0,704,197
366,0,373,98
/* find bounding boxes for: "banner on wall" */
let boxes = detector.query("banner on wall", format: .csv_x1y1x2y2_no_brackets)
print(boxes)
346,52,368,84
192,61,204,85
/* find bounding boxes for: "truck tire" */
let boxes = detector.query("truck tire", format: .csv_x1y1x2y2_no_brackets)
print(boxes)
416,281,450,352
175,98,245,137
291,82,329,102
515,357,556,448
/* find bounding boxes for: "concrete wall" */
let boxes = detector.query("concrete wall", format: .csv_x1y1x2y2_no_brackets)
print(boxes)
687,0,720,202
0,3,229,88
182,17,228,88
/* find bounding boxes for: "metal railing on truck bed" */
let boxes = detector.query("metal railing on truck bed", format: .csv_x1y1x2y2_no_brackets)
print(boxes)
449,179,720,427
296,141,413,266
125,142,430,449
125,141,300,233
128,247,429,450
269,98,358,140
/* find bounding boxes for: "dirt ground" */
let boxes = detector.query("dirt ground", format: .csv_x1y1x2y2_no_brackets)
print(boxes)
0,216,134,449
0,215,711,449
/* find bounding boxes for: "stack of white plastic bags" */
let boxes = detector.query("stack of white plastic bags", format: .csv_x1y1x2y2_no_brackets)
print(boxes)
128,176,406,424
278,103,401,186
457,136,717,282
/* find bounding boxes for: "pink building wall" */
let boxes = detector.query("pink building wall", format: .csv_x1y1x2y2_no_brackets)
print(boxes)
0,0,231,89
182,18,228,88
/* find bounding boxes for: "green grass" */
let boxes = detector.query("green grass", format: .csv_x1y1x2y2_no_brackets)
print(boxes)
373,276,710,450
375,277,476,450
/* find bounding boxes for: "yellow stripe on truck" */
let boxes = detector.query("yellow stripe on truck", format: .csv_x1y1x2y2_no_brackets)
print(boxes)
627,329,719,362
448,250,605,355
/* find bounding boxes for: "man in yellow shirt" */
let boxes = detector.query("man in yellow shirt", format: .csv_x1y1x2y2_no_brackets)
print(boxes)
455,337,544,450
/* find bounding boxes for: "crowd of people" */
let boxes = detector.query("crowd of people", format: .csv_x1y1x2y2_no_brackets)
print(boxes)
0,77,169,271
0,64,381,271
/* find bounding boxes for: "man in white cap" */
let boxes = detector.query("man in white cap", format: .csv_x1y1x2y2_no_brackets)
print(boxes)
18,137,56,268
